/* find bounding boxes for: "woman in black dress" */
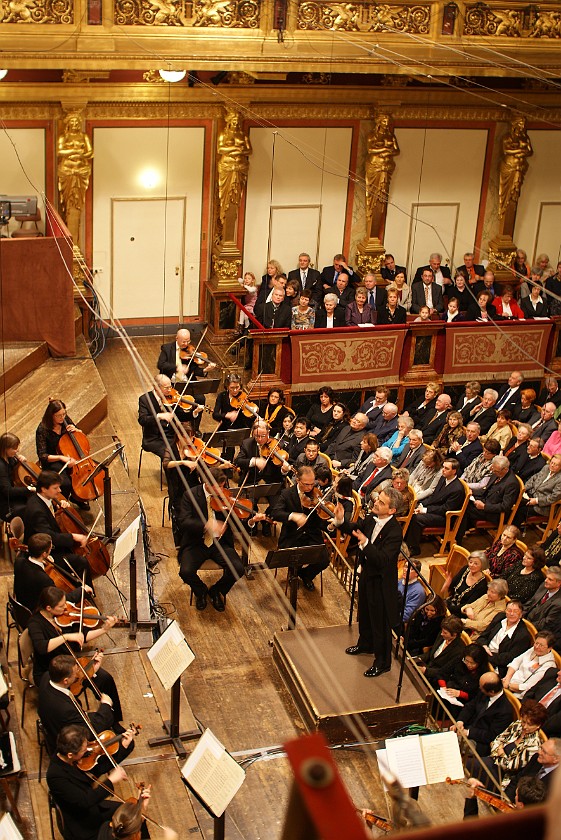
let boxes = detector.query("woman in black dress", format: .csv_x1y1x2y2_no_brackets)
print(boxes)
320,402,350,448
444,550,489,616
376,286,407,325
263,389,295,435
306,386,336,438
505,546,546,603
36,399,85,507
407,596,446,656
465,290,498,322
0,432,32,521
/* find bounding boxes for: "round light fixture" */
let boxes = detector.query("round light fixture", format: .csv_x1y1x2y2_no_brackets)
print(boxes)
0,70,9,81
158,69,186,83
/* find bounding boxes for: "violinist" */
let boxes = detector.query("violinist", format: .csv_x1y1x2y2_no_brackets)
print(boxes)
162,421,201,545
23,471,91,585
98,788,155,840
14,533,88,612
177,466,245,612
157,328,217,381
263,389,295,435
0,432,33,521
234,421,283,485
36,399,88,509
39,654,126,756
138,375,190,461
47,724,134,840
212,374,254,432
267,466,331,592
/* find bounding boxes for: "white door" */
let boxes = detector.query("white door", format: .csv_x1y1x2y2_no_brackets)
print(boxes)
111,197,185,320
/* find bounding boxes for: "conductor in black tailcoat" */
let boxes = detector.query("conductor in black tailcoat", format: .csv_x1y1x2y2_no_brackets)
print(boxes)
335,487,404,677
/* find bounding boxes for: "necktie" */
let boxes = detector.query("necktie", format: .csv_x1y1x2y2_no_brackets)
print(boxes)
369,291,375,308
496,389,511,409
361,468,379,494
539,591,550,605
204,497,214,547
333,270,339,283
425,285,430,302
540,685,561,706
302,271,307,284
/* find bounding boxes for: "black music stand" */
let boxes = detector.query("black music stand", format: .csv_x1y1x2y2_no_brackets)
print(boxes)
260,545,329,630
202,428,250,456
189,378,221,396
83,444,125,539
237,482,283,574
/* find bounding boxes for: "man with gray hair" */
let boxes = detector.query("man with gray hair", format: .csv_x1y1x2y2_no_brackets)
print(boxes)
469,388,499,434
532,401,558,443
326,412,369,469
419,392,452,444
397,428,426,472
355,446,394,496
373,403,399,443
525,566,561,651
287,252,321,300
457,454,520,542
363,270,388,311
413,253,452,287
515,452,561,525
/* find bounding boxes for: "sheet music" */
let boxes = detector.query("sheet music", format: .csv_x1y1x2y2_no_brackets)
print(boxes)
384,735,426,788
421,731,464,784
0,668,7,698
147,620,194,692
112,515,141,568
375,749,391,792
181,729,245,817
437,687,464,707
0,812,23,840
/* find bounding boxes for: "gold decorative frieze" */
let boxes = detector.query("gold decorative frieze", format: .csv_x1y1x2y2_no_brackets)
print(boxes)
297,2,430,33
463,7,522,36
192,0,260,28
0,0,73,23
529,10,561,38
115,0,191,26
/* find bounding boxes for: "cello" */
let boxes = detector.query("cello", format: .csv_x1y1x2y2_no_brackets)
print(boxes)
53,500,110,578
58,421,104,502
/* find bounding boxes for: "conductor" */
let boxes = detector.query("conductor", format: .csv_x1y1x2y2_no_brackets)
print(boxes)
335,487,403,677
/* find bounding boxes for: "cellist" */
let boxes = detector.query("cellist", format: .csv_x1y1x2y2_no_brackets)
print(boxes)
36,398,89,509
13,533,89,612
0,432,32,522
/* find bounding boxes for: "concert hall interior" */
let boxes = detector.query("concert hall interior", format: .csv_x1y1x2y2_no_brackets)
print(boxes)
1,5,561,838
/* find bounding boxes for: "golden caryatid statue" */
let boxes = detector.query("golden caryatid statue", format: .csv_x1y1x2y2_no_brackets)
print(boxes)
216,108,251,243
57,110,93,248
498,116,533,226
365,113,399,235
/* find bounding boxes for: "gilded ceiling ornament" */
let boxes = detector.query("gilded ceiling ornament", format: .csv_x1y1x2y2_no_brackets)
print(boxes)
115,0,187,25
463,7,522,36
297,1,430,33
365,113,399,230
529,10,561,37
192,0,259,27
57,109,93,246
0,0,72,23
216,108,252,230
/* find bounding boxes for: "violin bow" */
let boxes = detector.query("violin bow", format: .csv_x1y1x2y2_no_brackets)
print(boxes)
78,571,86,638
183,325,208,368
69,693,121,769
79,770,168,832
299,484,336,528
220,470,251,529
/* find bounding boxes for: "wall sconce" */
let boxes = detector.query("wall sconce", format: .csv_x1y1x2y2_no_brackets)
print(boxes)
158,69,187,83
0,70,9,81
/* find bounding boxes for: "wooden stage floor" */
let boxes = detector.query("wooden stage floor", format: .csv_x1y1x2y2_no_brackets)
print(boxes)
1,334,470,838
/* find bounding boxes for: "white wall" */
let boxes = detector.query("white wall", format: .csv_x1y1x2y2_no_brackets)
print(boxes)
243,126,353,276
514,130,561,266
0,128,46,234
385,128,488,275
92,126,205,320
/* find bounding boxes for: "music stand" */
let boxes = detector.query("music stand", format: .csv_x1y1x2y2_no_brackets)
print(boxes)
237,482,282,573
202,428,250,455
189,378,221,396
260,545,329,630
82,444,125,538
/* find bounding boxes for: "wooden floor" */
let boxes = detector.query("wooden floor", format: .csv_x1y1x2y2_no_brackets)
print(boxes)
0,334,479,838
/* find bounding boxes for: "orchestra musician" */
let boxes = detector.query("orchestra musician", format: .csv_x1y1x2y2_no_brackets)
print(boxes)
38,654,127,756
0,432,33,521
157,328,217,382
47,724,136,840
23,470,91,585
234,421,283,485
177,466,245,612
212,374,254,432
138,374,191,461
36,399,88,508
28,586,120,704
14,533,88,612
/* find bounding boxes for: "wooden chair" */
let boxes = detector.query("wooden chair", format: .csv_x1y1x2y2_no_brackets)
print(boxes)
397,486,417,537
523,618,539,641
329,490,361,588
422,479,470,557
429,543,469,597
5,593,31,658
17,628,36,728
516,539,528,554
460,630,472,646
473,475,525,542
526,499,561,544
318,451,334,475
552,648,561,670
11,207,43,238
504,687,522,720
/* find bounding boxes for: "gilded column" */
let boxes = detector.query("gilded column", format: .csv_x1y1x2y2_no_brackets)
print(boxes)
356,112,399,278
488,116,533,276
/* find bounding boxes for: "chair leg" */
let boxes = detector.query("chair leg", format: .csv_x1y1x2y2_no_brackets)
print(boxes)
160,461,163,491
137,447,143,479
21,686,27,728
162,496,169,527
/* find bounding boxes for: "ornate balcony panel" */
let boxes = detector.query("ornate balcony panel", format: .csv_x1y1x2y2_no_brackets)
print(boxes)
0,0,73,23
114,0,260,26
297,2,431,33
463,4,561,38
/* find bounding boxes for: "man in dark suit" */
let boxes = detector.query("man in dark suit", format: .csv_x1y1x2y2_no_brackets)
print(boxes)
524,566,561,648
327,272,355,308
449,422,483,471
516,454,561,525
320,253,356,290
269,466,330,591
397,430,427,472
38,655,121,755
363,272,387,312
23,471,90,583
14,533,84,612
456,252,485,284
354,446,394,495
138,374,191,460
359,386,389,424
519,438,547,483
157,327,216,382
468,388,499,435
477,601,533,677
494,371,524,412
338,487,403,677
412,254,452,287
525,667,561,736
504,738,560,801
325,412,368,469
531,402,558,444
254,287,292,329
177,467,245,611
410,270,445,315
419,393,452,444
455,672,513,755
234,422,283,485
457,455,520,542
380,254,407,284
538,377,561,410
373,404,399,443
314,294,346,328
405,458,465,556
287,252,322,301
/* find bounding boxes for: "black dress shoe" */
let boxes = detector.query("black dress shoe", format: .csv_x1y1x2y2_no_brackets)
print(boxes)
345,645,373,656
301,579,315,592
364,664,391,678
209,590,225,612
195,592,207,611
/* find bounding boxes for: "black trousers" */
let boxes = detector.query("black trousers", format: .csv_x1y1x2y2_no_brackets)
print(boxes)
357,570,393,669
178,542,244,596
406,513,446,553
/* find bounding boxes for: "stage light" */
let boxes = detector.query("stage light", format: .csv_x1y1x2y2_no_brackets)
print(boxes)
158,69,186,83
0,71,9,81
138,167,160,189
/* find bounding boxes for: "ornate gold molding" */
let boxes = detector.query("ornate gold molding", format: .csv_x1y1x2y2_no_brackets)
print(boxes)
193,0,260,27
463,4,561,38
0,0,73,23
297,2,431,33
114,0,190,25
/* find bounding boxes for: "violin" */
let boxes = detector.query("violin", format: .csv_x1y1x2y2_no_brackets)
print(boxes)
260,439,291,467
76,723,142,771
55,603,124,631
210,487,254,519
181,436,235,469
179,346,211,368
445,777,514,812
229,391,261,419
163,388,212,415
58,421,104,502
300,485,336,520
359,810,393,832
53,499,110,579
